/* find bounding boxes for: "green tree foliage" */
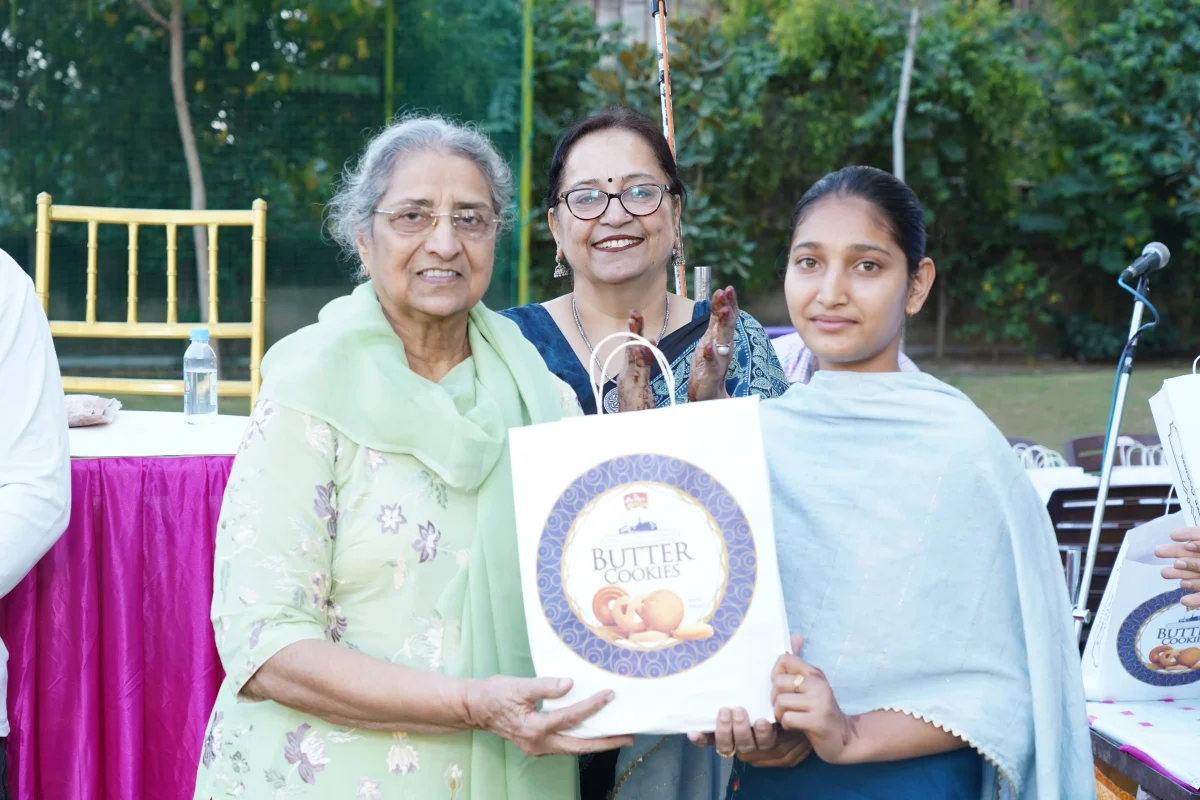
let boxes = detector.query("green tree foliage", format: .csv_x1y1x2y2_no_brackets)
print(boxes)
540,0,1197,354
1021,0,1200,346
759,0,1050,303
2,0,1198,355
959,250,1060,356
556,0,1050,337
1,0,524,316
1040,0,1129,36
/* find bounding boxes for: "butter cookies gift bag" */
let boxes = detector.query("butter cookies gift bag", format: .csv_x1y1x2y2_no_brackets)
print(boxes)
509,334,790,737
1081,512,1200,701
1079,358,1200,702
1149,356,1200,527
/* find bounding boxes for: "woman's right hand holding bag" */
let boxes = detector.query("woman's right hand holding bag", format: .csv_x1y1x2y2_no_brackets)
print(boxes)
465,675,633,757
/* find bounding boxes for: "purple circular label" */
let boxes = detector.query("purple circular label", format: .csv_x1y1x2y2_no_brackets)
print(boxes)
1116,589,1200,687
537,454,757,678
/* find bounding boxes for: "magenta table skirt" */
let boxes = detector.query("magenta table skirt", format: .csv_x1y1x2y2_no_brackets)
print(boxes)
0,456,232,800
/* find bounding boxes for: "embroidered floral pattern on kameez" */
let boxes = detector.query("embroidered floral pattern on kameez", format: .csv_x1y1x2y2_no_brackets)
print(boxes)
194,391,580,799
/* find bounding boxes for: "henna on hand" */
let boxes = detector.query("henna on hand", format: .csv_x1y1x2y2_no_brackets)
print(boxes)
687,287,739,402
617,310,655,412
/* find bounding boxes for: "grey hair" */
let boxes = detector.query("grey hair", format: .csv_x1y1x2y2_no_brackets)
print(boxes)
325,114,515,279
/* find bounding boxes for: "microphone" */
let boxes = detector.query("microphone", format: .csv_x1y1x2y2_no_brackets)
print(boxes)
1121,242,1171,282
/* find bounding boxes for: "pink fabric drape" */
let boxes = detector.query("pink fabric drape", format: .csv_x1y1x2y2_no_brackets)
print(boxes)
0,456,232,800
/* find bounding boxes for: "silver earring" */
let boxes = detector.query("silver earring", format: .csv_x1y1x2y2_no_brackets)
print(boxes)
671,248,685,270
553,254,569,279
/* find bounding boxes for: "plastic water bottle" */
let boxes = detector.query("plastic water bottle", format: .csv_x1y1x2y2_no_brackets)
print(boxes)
184,328,218,424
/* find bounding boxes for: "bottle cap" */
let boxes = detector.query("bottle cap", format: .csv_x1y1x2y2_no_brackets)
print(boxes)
191,328,210,342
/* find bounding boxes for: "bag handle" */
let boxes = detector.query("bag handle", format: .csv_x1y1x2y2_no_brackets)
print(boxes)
588,331,678,416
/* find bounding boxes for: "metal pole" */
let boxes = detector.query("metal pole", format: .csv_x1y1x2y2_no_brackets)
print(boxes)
651,0,686,298
892,2,920,183
650,1,676,154
693,266,711,303
1073,274,1151,643
384,0,395,121
516,0,534,305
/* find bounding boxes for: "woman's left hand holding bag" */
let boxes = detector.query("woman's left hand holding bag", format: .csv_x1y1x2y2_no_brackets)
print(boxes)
771,635,861,766
686,630,815,769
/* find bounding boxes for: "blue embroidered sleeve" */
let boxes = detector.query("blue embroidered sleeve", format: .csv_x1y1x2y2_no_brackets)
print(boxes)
729,312,789,400
651,311,789,407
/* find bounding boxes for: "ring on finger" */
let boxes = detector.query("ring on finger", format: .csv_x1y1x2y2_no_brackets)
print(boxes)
792,675,805,689
715,341,733,356
717,748,735,758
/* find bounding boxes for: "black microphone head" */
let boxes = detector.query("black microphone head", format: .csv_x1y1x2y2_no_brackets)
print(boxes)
1142,242,1171,269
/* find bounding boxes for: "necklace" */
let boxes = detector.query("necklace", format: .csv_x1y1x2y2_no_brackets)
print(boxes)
572,293,670,414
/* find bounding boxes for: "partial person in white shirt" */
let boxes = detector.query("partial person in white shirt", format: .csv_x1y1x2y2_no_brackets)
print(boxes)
0,248,71,799
771,330,919,384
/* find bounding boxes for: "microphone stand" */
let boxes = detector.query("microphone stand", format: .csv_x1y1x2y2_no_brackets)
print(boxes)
1073,273,1152,643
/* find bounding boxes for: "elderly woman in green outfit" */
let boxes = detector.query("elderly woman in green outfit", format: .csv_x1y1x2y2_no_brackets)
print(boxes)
193,116,631,800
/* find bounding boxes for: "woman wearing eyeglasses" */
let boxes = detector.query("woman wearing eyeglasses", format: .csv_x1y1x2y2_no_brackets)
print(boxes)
192,116,634,800
501,108,788,415
500,108,787,800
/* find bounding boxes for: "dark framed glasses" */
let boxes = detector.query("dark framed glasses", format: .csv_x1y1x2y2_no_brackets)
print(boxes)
558,183,671,221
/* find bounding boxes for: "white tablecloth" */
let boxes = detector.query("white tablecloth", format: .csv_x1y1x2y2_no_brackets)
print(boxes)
1027,466,1176,504
1089,699,1200,790
69,410,247,458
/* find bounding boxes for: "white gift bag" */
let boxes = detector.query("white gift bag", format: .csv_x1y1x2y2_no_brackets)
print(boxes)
1082,512,1200,701
509,333,790,737
1149,357,1200,526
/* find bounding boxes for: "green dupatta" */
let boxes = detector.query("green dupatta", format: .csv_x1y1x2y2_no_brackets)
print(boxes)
258,282,578,799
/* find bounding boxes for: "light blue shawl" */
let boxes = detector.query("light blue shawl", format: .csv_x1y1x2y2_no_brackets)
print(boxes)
614,371,1093,799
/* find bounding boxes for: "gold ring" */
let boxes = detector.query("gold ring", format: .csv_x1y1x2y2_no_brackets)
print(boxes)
716,748,735,759
792,675,805,689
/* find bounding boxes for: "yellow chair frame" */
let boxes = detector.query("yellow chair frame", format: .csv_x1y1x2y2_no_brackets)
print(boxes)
34,193,267,409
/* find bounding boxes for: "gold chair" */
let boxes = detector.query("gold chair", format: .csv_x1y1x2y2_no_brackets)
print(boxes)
34,193,267,409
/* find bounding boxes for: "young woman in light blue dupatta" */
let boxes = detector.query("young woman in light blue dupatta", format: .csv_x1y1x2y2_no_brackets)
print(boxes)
617,167,1094,799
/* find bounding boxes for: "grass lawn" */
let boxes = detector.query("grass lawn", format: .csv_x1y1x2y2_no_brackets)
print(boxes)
111,361,1189,453
931,363,1186,450
113,393,252,416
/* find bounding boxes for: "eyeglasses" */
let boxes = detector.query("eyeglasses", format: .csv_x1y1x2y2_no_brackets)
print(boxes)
558,183,671,221
374,207,498,241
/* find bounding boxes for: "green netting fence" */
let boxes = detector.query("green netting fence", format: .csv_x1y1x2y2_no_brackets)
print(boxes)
0,0,533,386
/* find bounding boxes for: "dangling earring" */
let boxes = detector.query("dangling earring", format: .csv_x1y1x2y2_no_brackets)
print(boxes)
671,247,685,271
553,253,569,279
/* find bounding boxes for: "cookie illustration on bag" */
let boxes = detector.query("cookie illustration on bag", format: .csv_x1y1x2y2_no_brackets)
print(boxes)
1118,590,1200,687
537,454,756,677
